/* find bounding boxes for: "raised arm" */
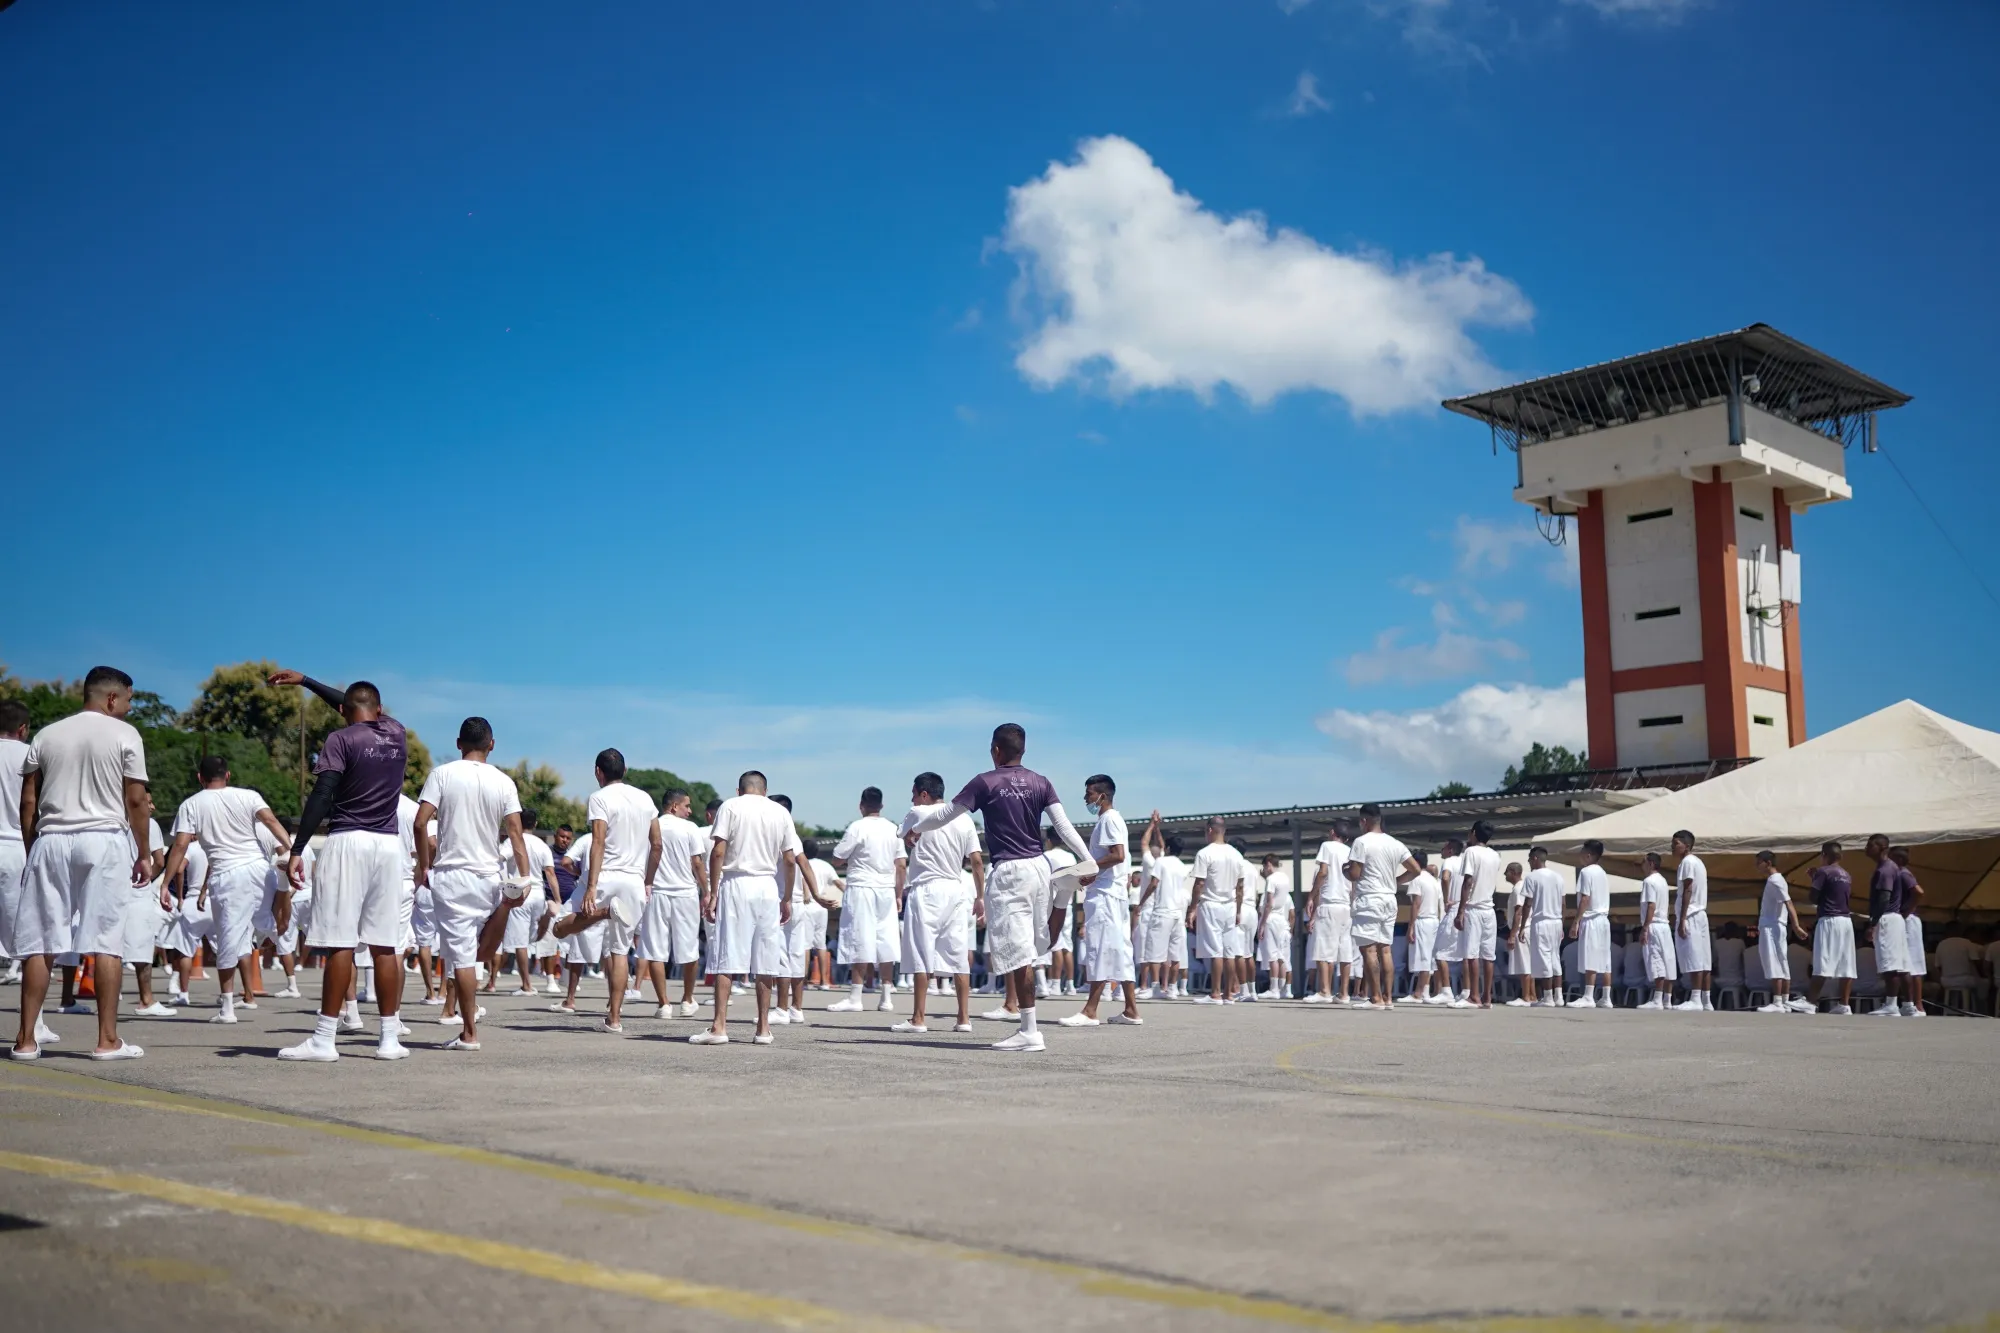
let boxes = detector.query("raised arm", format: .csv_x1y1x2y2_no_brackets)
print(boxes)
905,799,971,838
1044,802,1092,865
266,668,349,714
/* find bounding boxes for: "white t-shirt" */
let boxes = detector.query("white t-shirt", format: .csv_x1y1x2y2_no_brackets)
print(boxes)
564,832,593,873
0,737,28,841
809,858,842,906
1524,866,1566,922
1408,870,1442,919
397,794,420,878
1676,852,1709,916
1043,846,1078,877
1192,842,1242,904
179,839,210,897
1577,863,1610,918
834,815,904,885
585,782,656,880
1459,844,1501,908
1639,871,1670,925
1438,854,1463,912
1758,872,1791,928
651,813,706,895
1935,936,1980,983
171,785,273,873
711,793,796,878
1261,873,1294,916
418,759,523,875
521,834,554,889
1145,854,1190,914
1347,831,1410,907
901,802,979,888
1313,840,1350,911
20,709,148,836
1084,808,1129,902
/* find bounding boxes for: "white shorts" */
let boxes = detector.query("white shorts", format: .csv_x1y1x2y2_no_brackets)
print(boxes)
1507,935,1529,976
1259,917,1294,966
1904,915,1925,976
1352,894,1396,948
1458,904,1497,962
562,901,608,966
806,900,829,950
1080,894,1135,983
308,830,406,951
1406,916,1439,975
1310,906,1354,965
394,875,416,952
502,887,546,953
713,872,783,977
208,861,278,969
164,894,210,958
636,891,700,965
1645,920,1678,982
839,879,901,967
1135,911,1181,966
902,878,971,977
0,840,25,960
411,883,440,951
121,886,166,964
591,871,645,957
1578,916,1612,976
1676,912,1712,974
1872,913,1909,974
430,867,503,972
1194,899,1237,961
1529,919,1564,978
11,829,135,959
1757,927,1790,983
1814,916,1857,979
1432,915,1460,965
780,900,816,977
983,857,1052,976
1221,920,1248,960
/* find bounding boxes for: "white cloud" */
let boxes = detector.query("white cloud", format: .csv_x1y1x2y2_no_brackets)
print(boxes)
1277,0,1313,12
1317,678,1585,782
1563,0,1702,18
954,404,979,425
1286,71,1331,117
1000,135,1531,414
1342,627,1524,686
1453,514,1545,575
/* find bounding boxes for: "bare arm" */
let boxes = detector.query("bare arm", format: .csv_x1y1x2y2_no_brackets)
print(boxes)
18,771,37,850
161,831,199,904
585,818,608,910
503,811,529,879
413,801,437,887
643,820,663,892
124,777,151,886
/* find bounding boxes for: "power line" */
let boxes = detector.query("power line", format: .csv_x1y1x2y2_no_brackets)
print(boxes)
1876,443,2000,615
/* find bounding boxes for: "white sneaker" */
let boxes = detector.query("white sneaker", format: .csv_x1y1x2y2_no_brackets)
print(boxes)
208,1011,238,1024
1638,998,1664,1010
1302,993,1328,1004
978,1006,1017,1021
1871,1002,1901,1017
1192,996,1222,1005
32,1023,59,1046
375,1039,410,1060
1107,1012,1142,1025
273,985,301,999
990,1030,1045,1052
1448,998,1474,1009
420,995,446,1007
688,1030,729,1045
953,1022,973,1033
1787,997,1816,1013
788,1008,804,1024
134,1001,179,1018
677,1001,701,1017
655,1005,675,1019
1394,994,1421,1005
594,1021,622,1034
889,1021,928,1033
444,1036,480,1051
1571,996,1596,1009
1505,998,1530,1007
337,1013,367,1033
1830,1003,1853,1015
826,998,864,1013
1902,1002,1923,1017
1056,1013,1100,1027
1673,999,1704,1012
1533,997,1559,1008
875,997,895,1012
88,1041,144,1061
543,979,563,996
768,1009,792,1025
1757,1002,1787,1013
1421,993,1450,1006
752,1032,775,1044
278,1036,339,1062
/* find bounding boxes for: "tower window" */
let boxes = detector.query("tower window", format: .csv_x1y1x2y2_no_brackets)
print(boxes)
1753,714,1776,726
1739,506,1766,521
1626,508,1673,524
1638,715,1683,728
1633,606,1681,621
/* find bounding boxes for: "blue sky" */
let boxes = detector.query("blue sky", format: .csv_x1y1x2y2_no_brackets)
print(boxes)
4,0,1996,824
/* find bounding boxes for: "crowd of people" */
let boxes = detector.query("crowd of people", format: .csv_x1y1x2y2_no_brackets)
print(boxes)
4,667,1994,1064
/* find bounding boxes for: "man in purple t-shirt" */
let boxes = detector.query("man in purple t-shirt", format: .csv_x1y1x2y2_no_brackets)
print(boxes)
1807,841,1856,1014
906,723,1095,1053
266,668,411,1062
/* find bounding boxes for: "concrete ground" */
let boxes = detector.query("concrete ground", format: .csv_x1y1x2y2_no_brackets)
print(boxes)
1,971,1996,1333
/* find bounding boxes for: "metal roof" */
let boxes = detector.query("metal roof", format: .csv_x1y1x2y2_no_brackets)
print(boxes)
1443,324,1910,454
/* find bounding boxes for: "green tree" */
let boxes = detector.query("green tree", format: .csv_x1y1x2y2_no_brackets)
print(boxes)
1427,781,1475,798
0,666,84,730
142,728,301,822
626,767,719,816
186,659,431,800
1501,742,1588,789
501,760,589,833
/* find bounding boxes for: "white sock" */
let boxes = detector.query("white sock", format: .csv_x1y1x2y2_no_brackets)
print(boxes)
1599,986,1612,1005
314,1013,339,1041
341,999,359,1023
848,982,863,1002
221,991,236,1017
1018,1007,1038,1035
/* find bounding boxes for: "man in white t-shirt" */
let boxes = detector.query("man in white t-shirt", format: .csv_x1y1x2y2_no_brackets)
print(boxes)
1672,830,1713,1012
1515,847,1567,1008
1429,838,1464,1004
1452,821,1503,1010
1134,815,1188,999
694,771,809,1045
1397,851,1444,1005
0,701,33,995
1751,849,1812,1013
1636,851,1677,1010
1186,817,1244,1004
1305,820,1356,1004
161,756,295,1024
1255,854,1295,1000
893,771,983,1034
1568,839,1615,1009
829,787,905,1013
550,748,662,1033
496,808,558,997
1344,804,1422,1010
768,793,824,1025
413,718,533,1051
10,666,153,1061
1058,776,1140,1028
639,786,709,1018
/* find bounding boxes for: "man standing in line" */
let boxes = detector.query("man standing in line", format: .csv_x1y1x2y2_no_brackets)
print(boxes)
1807,841,1856,1014
1344,804,1421,1011
904,724,1097,1052
1891,847,1927,1017
1186,817,1244,1006
413,717,532,1051
160,756,295,1025
1256,854,1295,1000
1861,834,1907,1018
265,668,411,1062
1431,838,1464,1006
1450,821,1502,1010
1133,815,1183,999
1636,851,1676,1010
1517,847,1567,1008
496,808,558,997
0,703,33,1006
1397,851,1444,1006
1672,830,1714,1012
1569,839,1615,1010
10,667,153,1061
693,771,801,1045
1058,774,1139,1028
829,787,905,1014
638,787,708,1019
892,771,983,1035
768,794,823,1026
551,749,661,1033
1752,849,1813,1013
1304,820,1354,1004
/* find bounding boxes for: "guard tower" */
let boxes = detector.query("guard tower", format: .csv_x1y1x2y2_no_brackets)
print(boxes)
1444,325,1909,770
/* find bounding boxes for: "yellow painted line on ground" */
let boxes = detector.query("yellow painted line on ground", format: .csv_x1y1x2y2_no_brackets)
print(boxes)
0,1148,931,1333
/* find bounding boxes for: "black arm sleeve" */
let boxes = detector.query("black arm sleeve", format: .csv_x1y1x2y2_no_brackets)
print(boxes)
293,768,341,858
298,675,347,711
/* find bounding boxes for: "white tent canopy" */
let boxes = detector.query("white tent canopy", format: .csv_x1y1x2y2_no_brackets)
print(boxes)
1551,700,2000,912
